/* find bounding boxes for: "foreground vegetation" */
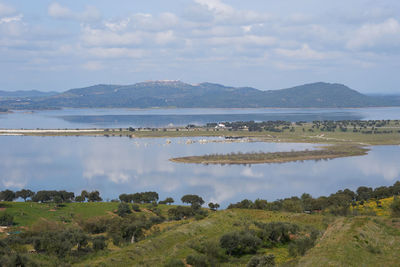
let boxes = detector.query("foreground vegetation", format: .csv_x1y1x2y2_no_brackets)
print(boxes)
1,181,400,266
170,145,369,164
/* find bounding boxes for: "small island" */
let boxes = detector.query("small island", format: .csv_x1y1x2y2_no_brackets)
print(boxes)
170,145,369,164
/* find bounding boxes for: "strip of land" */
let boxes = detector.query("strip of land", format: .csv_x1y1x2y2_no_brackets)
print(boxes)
1,120,400,145
170,145,369,164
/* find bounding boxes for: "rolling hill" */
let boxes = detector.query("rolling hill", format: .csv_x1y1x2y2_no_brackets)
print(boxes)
1,81,399,109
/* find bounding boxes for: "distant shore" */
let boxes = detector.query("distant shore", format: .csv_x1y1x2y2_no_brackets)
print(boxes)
1,120,400,146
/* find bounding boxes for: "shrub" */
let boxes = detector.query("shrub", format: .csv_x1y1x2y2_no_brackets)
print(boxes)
390,197,400,217
164,258,185,267
117,202,132,217
247,254,275,267
288,230,319,257
132,204,141,212
220,231,261,256
79,216,110,234
0,213,13,226
255,222,299,246
168,206,194,220
186,254,208,267
92,236,107,251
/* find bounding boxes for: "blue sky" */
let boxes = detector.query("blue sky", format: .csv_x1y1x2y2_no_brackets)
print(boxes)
0,0,399,93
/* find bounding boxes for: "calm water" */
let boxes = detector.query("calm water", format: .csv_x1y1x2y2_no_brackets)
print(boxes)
1,107,400,129
1,136,399,207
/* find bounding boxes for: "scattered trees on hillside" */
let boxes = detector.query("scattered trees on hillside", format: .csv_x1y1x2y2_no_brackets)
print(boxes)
228,181,400,215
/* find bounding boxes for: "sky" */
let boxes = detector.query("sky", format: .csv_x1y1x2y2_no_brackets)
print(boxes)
0,0,400,93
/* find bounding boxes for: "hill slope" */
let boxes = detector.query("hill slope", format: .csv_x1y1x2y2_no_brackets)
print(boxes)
1,81,398,109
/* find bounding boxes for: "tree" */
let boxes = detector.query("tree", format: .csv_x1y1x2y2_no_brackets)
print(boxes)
119,194,130,203
16,189,34,202
159,197,174,205
80,190,89,201
0,190,16,202
75,195,85,202
208,202,220,211
88,191,102,202
181,194,204,209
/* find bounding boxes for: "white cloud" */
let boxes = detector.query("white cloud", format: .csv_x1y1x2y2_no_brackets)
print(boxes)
88,47,145,59
155,30,176,45
81,61,104,71
193,0,270,24
347,18,400,49
0,2,15,17
81,26,143,46
48,2,100,22
0,14,22,24
275,44,333,60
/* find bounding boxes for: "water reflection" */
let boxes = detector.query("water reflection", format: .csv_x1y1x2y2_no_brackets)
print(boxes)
0,136,399,206
1,107,400,129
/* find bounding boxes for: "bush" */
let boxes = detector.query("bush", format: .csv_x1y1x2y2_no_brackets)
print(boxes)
117,202,132,217
168,206,194,220
247,254,275,267
188,239,227,264
132,204,141,212
79,216,110,234
288,230,319,257
220,231,261,256
390,197,400,217
0,212,13,226
255,222,299,246
164,258,185,267
92,236,107,251
186,254,208,267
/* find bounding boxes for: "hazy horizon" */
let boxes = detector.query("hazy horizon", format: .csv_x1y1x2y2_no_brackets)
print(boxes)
1,0,399,93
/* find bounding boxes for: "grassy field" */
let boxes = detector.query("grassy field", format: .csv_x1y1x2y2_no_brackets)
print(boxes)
170,145,369,164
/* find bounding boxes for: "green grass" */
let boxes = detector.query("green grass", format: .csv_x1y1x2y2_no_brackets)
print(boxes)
298,217,400,267
1,202,119,227
75,209,328,267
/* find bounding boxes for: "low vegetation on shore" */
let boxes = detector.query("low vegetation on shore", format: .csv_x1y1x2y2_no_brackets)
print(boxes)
170,145,369,164
1,181,400,266
1,119,400,146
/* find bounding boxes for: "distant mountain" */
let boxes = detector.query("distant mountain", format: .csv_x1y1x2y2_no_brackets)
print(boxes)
0,90,57,99
1,81,399,109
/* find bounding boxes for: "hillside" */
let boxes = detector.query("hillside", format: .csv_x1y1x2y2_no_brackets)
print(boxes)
1,81,399,109
1,200,399,266
0,90,57,99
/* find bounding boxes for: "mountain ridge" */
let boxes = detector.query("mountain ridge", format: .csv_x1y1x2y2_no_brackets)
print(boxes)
1,81,399,109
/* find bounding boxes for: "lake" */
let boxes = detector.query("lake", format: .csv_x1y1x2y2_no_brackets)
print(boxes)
1,107,400,129
1,135,399,207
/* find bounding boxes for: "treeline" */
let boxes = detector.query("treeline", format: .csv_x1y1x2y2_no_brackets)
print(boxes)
228,181,400,216
119,192,159,203
205,119,400,133
0,189,102,203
